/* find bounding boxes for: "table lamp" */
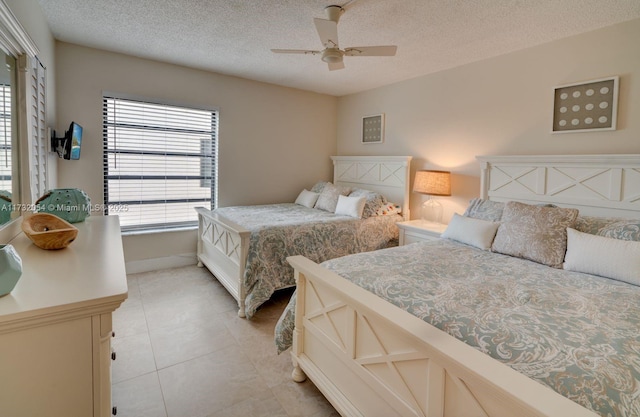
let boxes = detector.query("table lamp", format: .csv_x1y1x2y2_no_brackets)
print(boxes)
413,170,451,223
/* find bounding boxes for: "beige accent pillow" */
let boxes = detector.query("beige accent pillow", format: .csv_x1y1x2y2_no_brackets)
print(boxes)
334,195,366,218
294,189,320,208
491,201,578,268
441,213,500,250
564,228,640,286
314,183,351,212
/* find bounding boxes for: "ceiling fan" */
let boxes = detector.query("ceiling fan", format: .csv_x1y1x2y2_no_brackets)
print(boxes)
271,5,397,71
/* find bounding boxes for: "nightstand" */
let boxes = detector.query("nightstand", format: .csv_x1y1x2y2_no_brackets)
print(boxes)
397,220,448,245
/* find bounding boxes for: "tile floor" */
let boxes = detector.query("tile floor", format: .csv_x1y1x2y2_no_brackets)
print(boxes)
112,264,339,417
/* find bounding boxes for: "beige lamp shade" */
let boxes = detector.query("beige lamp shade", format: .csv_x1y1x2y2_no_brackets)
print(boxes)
413,170,451,196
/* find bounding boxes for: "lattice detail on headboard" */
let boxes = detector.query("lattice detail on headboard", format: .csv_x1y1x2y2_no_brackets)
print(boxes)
477,155,640,217
333,160,406,186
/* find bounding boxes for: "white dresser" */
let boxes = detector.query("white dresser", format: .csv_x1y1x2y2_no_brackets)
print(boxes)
0,216,128,417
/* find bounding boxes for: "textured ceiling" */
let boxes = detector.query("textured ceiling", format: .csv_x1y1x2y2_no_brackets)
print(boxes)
37,0,640,97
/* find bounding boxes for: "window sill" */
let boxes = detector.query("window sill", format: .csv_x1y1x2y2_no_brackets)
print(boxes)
121,225,198,236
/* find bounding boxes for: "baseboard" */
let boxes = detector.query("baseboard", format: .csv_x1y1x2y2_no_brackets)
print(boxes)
125,252,197,274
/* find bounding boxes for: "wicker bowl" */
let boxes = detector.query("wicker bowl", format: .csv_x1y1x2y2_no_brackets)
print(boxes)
21,213,79,250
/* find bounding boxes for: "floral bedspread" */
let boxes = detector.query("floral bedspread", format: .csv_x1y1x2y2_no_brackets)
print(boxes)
275,239,640,417
213,203,400,318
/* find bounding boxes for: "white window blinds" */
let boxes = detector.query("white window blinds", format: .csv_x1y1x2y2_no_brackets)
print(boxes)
29,57,47,201
0,83,11,194
103,95,218,232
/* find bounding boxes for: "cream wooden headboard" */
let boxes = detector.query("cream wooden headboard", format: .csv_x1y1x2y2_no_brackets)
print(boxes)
477,154,640,218
331,155,413,220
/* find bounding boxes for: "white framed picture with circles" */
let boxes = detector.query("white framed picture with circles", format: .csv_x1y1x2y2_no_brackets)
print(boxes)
362,114,385,144
552,76,619,133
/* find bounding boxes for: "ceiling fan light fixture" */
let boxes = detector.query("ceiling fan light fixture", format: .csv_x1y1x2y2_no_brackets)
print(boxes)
321,48,343,63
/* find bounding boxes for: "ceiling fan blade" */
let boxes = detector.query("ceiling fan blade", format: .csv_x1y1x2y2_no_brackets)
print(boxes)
314,18,339,48
271,49,320,55
328,61,345,71
343,45,397,56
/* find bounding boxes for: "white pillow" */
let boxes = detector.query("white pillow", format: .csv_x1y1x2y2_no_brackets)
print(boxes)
441,213,500,250
564,228,640,286
334,195,366,218
294,189,319,208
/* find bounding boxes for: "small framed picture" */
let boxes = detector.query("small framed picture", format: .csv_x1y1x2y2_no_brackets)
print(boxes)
552,76,619,133
362,114,384,144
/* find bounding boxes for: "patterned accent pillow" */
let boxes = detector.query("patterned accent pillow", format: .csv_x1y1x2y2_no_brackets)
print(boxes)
310,181,330,193
574,216,640,242
492,201,578,268
314,183,351,212
597,220,640,242
463,198,504,222
349,188,386,218
376,202,402,216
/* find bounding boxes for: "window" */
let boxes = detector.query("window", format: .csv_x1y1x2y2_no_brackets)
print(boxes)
103,95,218,232
0,83,11,194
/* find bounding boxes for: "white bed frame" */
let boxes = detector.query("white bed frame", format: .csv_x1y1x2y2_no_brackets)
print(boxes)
287,154,640,417
196,155,412,317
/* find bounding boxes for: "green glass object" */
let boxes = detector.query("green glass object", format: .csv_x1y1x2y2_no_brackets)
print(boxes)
36,188,91,223
0,191,12,225
0,244,22,297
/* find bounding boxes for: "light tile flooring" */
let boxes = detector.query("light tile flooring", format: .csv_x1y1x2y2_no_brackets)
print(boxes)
112,265,339,417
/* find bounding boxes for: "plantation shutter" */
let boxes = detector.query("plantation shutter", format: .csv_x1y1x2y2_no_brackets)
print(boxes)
103,95,218,232
29,57,47,202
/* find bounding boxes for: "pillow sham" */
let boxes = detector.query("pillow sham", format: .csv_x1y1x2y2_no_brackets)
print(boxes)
491,201,578,268
314,183,351,212
310,181,330,193
463,198,504,222
349,188,386,218
334,195,366,218
597,219,640,242
574,216,640,241
564,228,640,286
441,213,500,250
294,189,320,208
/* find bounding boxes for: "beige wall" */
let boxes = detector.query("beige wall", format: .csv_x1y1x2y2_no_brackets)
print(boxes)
337,18,640,223
55,42,337,264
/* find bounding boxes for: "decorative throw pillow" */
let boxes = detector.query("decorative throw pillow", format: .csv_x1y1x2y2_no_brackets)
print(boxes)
294,189,320,208
334,195,366,218
574,216,640,241
310,181,330,193
314,183,351,212
564,228,640,286
463,198,505,222
349,188,386,218
376,202,402,216
597,219,640,242
441,213,500,250
491,201,578,268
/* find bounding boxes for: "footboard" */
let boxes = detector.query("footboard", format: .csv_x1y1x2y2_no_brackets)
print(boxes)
287,255,598,417
195,207,251,317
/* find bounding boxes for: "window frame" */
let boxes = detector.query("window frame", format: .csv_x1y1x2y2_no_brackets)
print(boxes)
102,93,218,233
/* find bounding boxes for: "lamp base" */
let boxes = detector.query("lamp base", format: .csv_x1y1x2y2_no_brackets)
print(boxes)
421,198,443,223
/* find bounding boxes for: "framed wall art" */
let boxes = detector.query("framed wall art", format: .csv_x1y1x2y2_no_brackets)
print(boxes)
552,76,619,133
362,114,385,144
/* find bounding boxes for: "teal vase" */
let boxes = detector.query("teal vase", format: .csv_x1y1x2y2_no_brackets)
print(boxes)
36,188,91,223
0,244,22,297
